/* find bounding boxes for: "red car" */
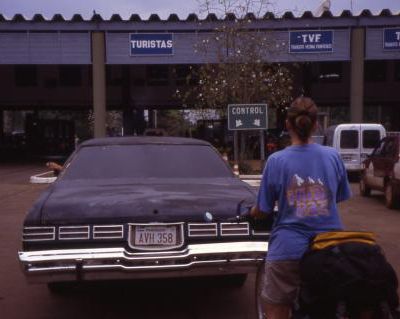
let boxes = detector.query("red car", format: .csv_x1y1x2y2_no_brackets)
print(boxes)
360,134,400,209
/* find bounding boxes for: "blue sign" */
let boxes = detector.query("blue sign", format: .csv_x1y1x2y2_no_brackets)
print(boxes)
130,33,174,55
228,104,268,130
289,30,333,53
383,28,400,50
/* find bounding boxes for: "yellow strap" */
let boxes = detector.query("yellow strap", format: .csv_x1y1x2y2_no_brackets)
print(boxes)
311,231,376,250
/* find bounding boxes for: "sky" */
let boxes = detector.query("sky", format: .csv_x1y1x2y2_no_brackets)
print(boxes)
0,0,399,19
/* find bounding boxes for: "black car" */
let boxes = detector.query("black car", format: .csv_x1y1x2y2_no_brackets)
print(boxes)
18,137,270,294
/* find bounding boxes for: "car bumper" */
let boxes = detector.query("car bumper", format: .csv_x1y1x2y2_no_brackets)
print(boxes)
344,164,362,172
18,241,268,283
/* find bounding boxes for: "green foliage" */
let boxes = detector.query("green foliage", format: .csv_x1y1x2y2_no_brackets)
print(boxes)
156,110,192,137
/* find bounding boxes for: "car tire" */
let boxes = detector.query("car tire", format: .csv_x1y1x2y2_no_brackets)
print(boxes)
255,263,266,319
223,274,248,288
47,282,74,294
359,174,371,197
385,182,399,209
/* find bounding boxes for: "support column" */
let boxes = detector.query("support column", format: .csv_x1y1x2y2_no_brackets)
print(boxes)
122,66,133,135
234,131,239,164
260,130,265,161
0,109,3,138
350,28,365,123
91,32,106,138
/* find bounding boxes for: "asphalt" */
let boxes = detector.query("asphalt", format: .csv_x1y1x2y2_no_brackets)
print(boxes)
0,164,400,319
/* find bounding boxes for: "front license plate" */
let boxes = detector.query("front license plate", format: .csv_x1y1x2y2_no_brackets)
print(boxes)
134,226,177,246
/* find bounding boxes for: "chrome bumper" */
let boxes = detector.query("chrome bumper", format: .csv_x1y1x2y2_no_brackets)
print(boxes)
344,163,362,172
18,241,268,283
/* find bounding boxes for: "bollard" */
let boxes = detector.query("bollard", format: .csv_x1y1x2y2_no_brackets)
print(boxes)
233,163,240,176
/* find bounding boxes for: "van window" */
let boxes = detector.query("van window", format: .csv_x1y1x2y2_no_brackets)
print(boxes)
340,130,359,149
362,130,381,149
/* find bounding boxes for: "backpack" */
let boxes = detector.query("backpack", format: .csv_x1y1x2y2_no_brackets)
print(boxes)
298,231,399,318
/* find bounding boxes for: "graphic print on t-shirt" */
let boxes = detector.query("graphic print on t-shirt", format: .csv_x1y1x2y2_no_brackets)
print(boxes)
286,174,330,218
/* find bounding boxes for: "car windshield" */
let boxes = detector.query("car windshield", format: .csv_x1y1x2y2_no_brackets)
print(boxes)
62,144,233,180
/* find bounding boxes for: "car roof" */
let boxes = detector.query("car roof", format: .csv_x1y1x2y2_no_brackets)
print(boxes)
80,136,211,147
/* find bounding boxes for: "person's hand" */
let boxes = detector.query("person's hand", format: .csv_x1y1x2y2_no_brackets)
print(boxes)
236,211,253,223
250,206,264,219
46,162,63,175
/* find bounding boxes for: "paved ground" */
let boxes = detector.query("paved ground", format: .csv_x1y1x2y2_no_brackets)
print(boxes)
0,164,400,319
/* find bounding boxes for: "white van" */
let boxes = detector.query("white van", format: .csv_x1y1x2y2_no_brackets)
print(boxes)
325,124,386,172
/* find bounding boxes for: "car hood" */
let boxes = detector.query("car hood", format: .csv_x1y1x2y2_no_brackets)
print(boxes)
38,178,255,224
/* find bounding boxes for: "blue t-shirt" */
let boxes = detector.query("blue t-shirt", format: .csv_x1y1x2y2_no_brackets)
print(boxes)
257,143,351,261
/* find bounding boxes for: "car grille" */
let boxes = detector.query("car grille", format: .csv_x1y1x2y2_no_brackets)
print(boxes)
220,223,250,236
58,226,90,240
22,226,55,241
23,222,256,243
252,230,271,236
93,225,124,239
188,223,218,237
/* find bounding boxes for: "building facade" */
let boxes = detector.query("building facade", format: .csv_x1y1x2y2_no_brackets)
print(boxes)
0,9,399,142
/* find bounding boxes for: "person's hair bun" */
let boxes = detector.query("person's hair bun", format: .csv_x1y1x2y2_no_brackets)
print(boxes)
287,97,318,143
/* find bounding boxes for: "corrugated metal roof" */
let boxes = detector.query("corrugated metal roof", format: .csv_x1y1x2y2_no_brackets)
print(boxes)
0,9,399,23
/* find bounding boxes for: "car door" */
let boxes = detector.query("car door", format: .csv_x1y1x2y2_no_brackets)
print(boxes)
374,137,399,178
338,126,361,170
371,137,397,189
364,138,385,189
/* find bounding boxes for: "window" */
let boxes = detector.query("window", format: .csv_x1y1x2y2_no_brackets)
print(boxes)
106,65,123,86
59,66,82,87
362,130,381,149
373,139,386,156
381,139,397,158
174,65,197,86
146,65,169,86
395,62,400,82
43,78,58,88
62,144,233,180
365,61,386,82
374,138,397,157
340,130,359,149
317,62,343,82
14,65,37,87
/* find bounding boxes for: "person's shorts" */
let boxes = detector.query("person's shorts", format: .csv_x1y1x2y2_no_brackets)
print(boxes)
261,260,300,305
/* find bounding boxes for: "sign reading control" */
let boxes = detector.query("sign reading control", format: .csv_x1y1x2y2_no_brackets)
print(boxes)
130,33,174,55
383,28,400,50
228,104,268,130
289,30,333,53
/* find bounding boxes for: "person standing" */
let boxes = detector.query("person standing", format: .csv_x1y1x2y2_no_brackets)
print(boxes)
251,96,351,319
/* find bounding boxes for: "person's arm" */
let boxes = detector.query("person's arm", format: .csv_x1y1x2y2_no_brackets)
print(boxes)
250,205,267,219
46,162,63,176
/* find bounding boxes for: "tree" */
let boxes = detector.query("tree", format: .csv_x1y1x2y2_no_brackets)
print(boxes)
157,109,192,137
175,0,293,162
176,0,293,113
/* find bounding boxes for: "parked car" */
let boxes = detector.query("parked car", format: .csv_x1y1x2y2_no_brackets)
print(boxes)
325,124,386,172
18,137,270,293
360,134,400,209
